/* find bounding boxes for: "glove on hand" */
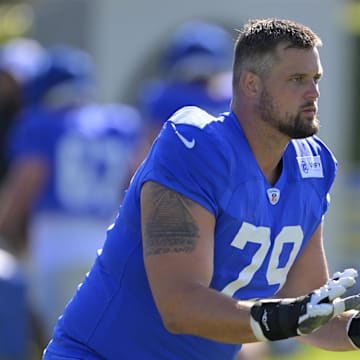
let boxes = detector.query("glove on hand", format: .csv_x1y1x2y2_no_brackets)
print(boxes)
250,268,360,341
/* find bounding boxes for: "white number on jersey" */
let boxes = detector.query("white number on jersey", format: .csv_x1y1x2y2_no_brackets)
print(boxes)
221,222,303,297
56,134,130,214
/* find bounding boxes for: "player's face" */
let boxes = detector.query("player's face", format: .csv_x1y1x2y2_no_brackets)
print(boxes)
256,45,322,139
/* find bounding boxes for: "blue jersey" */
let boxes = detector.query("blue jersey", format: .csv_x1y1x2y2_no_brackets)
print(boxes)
7,103,143,219
45,106,337,360
138,78,231,125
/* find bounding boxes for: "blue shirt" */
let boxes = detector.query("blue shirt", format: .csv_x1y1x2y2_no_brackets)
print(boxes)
138,78,231,125
7,103,143,219
45,106,337,360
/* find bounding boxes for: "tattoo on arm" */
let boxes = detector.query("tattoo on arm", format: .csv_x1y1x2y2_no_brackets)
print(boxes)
143,182,200,256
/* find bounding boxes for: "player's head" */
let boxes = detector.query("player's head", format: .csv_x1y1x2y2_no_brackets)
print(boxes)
0,37,47,118
161,20,233,82
232,18,322,91
23,44,95,107
232,18,323,139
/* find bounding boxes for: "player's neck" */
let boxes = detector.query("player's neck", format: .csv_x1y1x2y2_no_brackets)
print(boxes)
253,146,285,185
263,160,283,186
233,108,289,185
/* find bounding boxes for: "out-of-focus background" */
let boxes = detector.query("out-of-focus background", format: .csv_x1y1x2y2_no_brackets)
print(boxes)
0,0,359,359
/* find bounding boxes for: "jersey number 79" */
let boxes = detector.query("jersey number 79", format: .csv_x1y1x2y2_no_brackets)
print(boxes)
221,222,303,297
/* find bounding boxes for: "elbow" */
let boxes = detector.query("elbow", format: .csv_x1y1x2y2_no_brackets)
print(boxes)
163,318,183,334
156,294,192,335
151,283,208,335
160,306,187,334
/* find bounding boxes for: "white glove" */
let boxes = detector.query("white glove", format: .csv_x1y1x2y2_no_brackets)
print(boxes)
297,268,359,334
250,268,359,341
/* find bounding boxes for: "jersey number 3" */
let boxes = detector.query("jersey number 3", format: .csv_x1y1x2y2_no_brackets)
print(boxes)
221,222,303,297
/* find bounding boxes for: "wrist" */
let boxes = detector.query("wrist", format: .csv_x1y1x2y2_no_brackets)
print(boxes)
250,298,304,341
347,312,360,350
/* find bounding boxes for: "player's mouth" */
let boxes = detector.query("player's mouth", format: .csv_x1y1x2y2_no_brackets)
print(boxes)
302,105,317,118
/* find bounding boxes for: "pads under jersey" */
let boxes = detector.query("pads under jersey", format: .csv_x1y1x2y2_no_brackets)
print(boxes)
45,106,337,360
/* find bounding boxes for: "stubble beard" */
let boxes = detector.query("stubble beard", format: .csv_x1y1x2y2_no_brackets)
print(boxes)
257,88,320,139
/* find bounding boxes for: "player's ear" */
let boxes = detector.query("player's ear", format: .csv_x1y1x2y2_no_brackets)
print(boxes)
240,71,262,97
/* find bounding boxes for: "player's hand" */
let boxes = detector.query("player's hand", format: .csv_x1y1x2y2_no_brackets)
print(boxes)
250,268,360,341
297,268,360,334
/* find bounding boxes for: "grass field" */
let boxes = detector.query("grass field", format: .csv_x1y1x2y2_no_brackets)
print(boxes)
269,344,359,360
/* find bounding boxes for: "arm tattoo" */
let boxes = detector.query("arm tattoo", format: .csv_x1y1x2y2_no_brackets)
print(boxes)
143,182,200,256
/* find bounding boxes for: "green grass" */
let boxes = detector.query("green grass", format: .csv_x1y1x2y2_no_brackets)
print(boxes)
269,344,359,360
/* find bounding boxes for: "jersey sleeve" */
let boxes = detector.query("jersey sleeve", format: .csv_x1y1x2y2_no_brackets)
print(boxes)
140,112,230,217
310,136,337,215
293,136,337,216
320,140,337,215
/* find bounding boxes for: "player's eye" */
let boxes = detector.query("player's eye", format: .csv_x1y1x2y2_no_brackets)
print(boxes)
290,75,304,82
313,75,321,84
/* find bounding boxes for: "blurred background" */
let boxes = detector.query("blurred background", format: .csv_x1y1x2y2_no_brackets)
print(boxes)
0,0,359,359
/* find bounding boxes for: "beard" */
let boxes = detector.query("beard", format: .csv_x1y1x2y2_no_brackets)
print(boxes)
256,87,320,139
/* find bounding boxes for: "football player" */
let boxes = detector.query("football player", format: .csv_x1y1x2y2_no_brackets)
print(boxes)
43,18,360,359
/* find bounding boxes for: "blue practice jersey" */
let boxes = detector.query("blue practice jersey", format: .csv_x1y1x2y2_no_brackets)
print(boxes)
7,103,143,219
46,106,337,360
138,78,231,125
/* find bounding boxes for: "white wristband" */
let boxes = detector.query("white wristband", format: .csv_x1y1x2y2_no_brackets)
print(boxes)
249,315,268,342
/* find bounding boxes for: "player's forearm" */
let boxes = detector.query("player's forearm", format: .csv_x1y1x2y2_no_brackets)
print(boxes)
0,160,46,233
158,270,360,350
159,283,258,344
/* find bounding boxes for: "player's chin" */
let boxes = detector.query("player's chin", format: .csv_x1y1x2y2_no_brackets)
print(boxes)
293,121,319,139
303,110,320,125
302,113,319,128
307,123,320,137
